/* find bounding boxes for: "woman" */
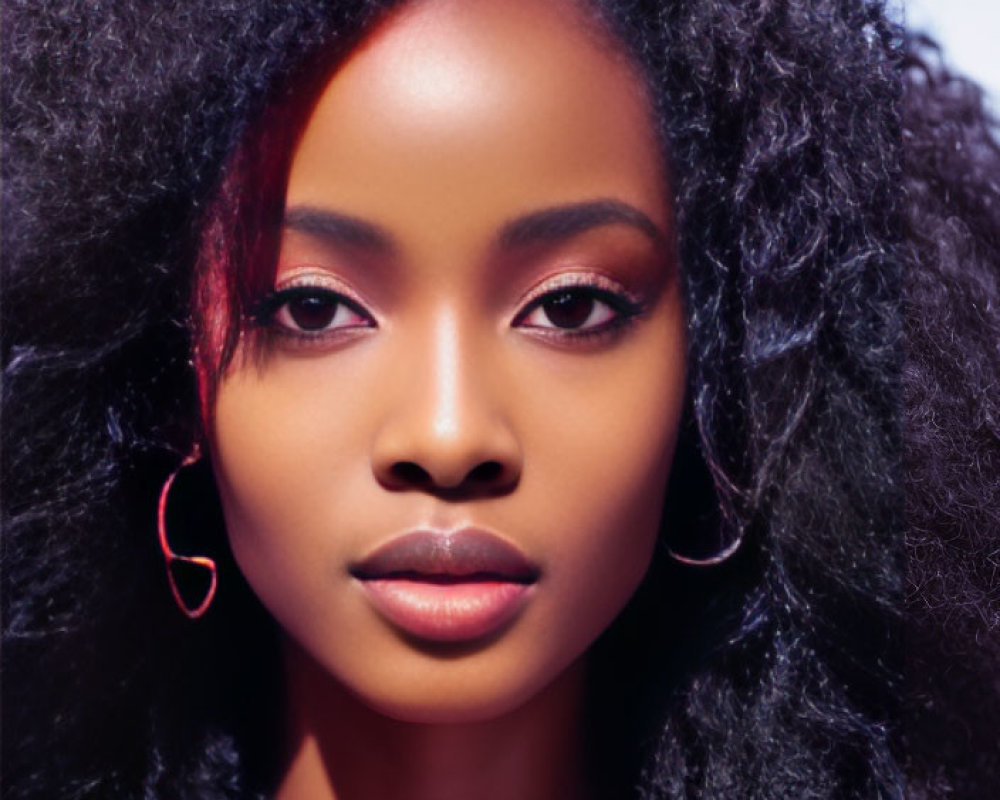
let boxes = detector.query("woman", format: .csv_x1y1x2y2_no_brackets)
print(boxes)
3,0,904,797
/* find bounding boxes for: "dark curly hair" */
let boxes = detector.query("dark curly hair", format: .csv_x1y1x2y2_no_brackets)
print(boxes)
3,1,909,797
902,36,1000,800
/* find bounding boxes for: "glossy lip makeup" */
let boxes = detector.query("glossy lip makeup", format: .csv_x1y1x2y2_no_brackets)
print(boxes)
350,528,541,642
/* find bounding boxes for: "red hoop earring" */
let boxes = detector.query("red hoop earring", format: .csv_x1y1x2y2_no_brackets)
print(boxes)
158,446,218,618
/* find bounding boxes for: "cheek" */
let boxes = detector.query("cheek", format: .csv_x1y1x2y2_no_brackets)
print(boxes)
207,358,375,630
513,317,686,652
210,347,377,521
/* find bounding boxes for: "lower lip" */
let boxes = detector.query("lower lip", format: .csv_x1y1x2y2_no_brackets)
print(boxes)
358,578,533,642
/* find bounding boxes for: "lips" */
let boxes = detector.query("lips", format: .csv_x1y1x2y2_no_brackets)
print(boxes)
350,528,540,642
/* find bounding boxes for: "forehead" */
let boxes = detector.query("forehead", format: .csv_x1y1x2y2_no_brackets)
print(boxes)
284,0,669,242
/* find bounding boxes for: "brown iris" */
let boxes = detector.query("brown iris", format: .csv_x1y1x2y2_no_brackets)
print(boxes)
542,291,594,329
288,295,339,331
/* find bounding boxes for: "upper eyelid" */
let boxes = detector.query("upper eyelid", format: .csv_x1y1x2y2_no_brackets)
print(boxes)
274,266,361,296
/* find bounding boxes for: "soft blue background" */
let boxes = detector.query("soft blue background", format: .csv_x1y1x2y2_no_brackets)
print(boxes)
906,0,1000,114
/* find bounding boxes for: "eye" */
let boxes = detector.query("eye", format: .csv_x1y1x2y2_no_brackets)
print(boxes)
513,269,646,344
517,288,620,331
254,285,375,336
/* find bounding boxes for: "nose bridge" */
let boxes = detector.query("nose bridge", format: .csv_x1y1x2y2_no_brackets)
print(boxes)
429,305,472,440
373,301,521,491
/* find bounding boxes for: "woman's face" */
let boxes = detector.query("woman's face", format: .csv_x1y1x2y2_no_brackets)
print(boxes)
210,0,685,723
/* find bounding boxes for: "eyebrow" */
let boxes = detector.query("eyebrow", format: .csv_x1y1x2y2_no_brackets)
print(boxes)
284,207,396,254
496,199,665,249
283,198,665,255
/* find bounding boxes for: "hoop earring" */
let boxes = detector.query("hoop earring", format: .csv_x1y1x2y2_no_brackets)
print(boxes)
666,530,744,566
158,447,218,618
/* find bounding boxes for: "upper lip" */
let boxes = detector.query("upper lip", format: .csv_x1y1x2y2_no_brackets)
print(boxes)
350,528,540,583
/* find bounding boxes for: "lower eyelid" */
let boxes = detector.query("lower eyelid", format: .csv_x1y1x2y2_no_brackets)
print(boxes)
518,313,640,348
261,326,376,354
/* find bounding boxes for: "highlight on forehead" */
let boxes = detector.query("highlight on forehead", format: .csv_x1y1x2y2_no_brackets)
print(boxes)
283,0,659,202
343,0,643,100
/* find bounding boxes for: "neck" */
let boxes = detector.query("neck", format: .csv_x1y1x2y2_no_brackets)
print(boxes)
275,640,594,800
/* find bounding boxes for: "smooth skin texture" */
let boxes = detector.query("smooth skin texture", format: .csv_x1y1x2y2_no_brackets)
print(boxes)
209,0,685,797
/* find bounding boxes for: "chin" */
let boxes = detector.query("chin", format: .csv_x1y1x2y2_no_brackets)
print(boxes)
347,666,555,725
332,641,586,727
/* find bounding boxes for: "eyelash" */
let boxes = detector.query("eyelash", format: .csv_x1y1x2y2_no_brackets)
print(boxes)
251,276,643,347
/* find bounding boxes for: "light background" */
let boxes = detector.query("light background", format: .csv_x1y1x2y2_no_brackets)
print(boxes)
906,0,1000,114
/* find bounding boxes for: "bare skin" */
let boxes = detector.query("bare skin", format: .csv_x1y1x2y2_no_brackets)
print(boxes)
208,0,685,797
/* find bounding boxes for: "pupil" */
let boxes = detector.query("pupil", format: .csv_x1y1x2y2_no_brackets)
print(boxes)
289,295,337,330
543,291,593,329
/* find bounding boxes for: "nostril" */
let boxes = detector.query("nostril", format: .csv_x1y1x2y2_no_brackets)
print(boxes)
468,461,504,483
391,461,431,486
386,459,509,489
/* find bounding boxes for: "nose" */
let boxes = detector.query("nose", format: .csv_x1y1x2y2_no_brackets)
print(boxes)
371,309,522,495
